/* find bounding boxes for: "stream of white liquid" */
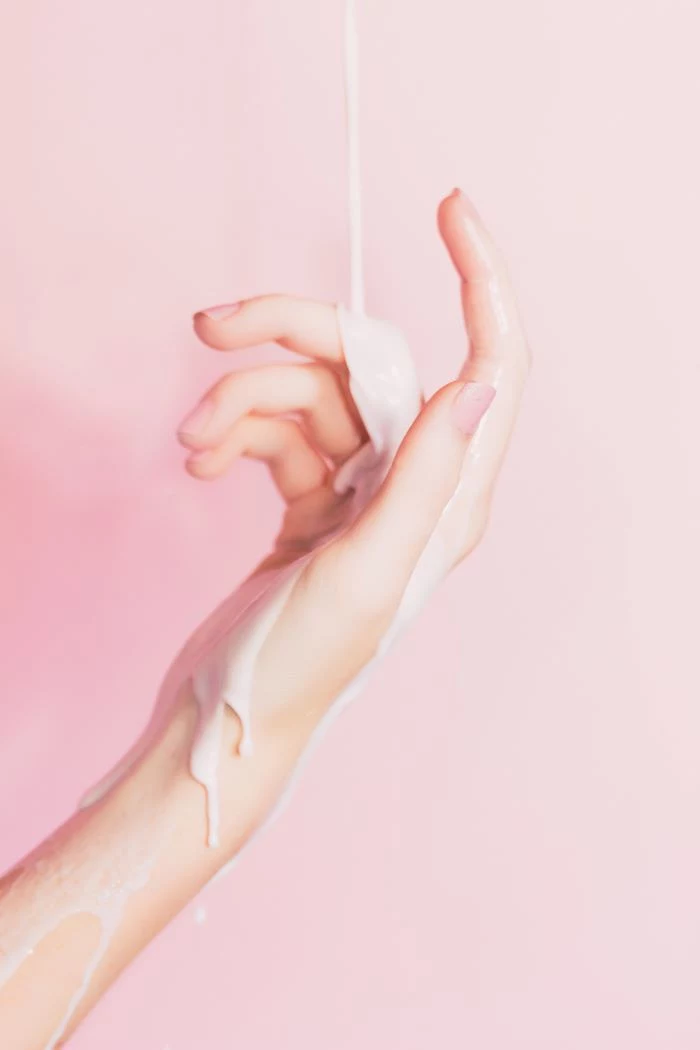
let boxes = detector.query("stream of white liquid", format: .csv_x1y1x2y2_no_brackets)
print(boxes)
0,3,486,1046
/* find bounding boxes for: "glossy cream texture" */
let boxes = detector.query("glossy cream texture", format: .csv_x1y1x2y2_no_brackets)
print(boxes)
82,303,429,851
172,300,505,861
184,304,427,849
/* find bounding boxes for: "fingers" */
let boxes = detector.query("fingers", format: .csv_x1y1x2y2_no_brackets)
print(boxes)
434,190,530,558
437,189,530,381
184,296,364,508
186,416,328,501
193,295,345,363
337,380,496,600
178,363,365,462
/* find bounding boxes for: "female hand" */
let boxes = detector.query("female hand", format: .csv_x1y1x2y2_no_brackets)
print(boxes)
171,188,530,797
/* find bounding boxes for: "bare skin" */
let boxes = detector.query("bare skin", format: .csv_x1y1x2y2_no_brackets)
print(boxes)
0,189,530,1048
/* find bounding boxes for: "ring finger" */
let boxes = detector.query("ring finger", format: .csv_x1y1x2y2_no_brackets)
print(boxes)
178,363,366,463
186,416,329,502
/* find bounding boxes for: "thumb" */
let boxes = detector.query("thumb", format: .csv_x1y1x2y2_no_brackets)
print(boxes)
341,379,496,596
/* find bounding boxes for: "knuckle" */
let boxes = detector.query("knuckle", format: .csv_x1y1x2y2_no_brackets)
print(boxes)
217,371,243,400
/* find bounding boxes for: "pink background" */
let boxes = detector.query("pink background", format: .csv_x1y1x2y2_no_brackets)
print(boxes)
2,1,699,1047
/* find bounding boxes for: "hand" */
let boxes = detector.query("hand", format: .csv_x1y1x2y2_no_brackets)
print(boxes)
172,189,530,761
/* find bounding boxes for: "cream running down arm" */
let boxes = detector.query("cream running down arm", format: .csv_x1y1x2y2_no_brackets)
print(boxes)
0,189,530,1048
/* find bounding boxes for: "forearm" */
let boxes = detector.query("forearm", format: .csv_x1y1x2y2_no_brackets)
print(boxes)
0,684,319,1049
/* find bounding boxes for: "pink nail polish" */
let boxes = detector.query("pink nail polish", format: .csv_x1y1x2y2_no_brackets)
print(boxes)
452,382,496,436
178,397,215,438
196,302,242,321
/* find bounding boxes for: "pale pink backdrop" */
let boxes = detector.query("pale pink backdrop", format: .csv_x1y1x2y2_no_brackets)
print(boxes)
2,0,699,1047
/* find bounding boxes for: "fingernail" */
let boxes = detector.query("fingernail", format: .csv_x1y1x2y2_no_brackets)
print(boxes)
452,382,496,436
195,302,242,321
178,397,215,438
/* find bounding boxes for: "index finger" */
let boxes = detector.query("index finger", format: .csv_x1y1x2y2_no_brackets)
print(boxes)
437,189,530,381
193,294,345,364
435,189,531,557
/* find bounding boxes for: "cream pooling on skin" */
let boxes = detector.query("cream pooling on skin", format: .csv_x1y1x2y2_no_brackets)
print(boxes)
83,0,443,850
0,2,502,1045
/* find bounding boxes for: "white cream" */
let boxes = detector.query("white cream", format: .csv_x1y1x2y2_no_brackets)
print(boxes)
186,302,427,853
